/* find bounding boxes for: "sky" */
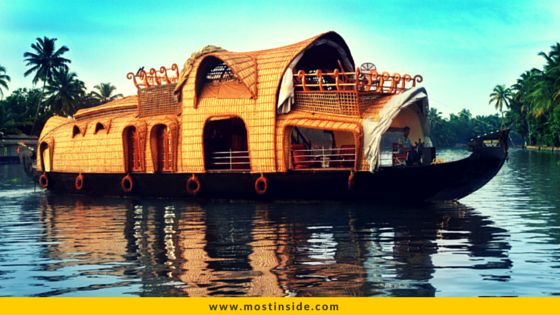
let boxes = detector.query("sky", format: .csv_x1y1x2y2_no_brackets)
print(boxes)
1,0,559,116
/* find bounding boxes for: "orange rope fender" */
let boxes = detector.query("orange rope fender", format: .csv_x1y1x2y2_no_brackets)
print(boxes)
121,174,134,193
186,174,201,196
75,173,84,191
254,174,268,195
38,173,48,189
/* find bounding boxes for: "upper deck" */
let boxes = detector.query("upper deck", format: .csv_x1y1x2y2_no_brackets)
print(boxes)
292,67,423,117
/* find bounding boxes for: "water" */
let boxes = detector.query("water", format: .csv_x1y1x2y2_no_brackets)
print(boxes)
0,149,559,297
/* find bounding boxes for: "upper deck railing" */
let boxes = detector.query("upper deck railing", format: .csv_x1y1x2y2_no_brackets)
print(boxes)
291,68,423,116
294,68,422,94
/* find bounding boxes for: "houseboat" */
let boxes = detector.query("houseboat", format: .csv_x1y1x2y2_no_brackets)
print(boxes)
33,31,508,201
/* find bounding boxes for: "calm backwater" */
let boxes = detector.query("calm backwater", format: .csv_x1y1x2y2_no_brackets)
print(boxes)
0,149,559,297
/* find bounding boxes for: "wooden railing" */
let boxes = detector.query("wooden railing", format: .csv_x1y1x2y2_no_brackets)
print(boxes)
294,68,422,94
290,68,423,116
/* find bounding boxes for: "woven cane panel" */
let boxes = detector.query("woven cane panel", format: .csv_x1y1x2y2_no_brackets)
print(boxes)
138,84,180,117
294,92,361,116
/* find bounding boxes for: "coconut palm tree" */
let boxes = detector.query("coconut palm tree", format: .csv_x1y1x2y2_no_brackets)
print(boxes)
0,65,10,98
489,84,512,116
23,37,71,85
91,82,123,104
44,69,85,116
23,37,71,133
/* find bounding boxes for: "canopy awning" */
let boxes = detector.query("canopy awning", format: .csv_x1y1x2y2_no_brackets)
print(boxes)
363,87,429,171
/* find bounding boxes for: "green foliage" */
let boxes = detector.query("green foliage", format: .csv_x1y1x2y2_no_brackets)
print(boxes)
1,36,124,135
0,88,46,135
91,82,123,104
44,69,86,116
504,42,560,146
429,107,502,147
0,65,10,97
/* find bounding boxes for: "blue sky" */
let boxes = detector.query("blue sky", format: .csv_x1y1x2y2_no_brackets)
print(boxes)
1,0,559,115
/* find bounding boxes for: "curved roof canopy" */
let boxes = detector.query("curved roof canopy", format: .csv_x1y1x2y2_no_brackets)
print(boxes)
174,31,355,100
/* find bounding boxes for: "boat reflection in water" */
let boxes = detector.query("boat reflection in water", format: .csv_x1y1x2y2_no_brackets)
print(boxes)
33,194,511,297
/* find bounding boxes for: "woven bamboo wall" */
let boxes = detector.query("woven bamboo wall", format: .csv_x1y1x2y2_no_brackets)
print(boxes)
38,113,132,173
179,35,323,173
37,95,180,174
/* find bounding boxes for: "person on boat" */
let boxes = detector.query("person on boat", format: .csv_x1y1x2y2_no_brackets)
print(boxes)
401,126,420,166
401,127,412,151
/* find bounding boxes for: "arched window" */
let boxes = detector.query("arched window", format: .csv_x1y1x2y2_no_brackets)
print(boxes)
94,122,105,134
150,124,175,172
123,126,144,173
72,125,81,138
195,56,252,104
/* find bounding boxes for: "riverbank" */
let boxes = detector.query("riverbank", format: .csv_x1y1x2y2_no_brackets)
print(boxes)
526,145,560,152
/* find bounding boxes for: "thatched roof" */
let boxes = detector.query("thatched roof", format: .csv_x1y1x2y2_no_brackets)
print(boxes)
175,31,354,101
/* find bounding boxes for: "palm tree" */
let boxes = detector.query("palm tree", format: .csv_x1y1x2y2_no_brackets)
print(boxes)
23,37,71,133
44,69,85,116
489,84,512,118
538,43,560,102
23,37,71,85
91,82,123,104
0,65,10,98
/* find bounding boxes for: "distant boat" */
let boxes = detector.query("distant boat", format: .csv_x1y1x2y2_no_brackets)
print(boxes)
30,31,508,201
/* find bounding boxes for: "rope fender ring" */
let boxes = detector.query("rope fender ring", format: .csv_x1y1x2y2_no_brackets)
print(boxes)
186,174,201,196
254,175,268,195
121,174,134,193
75,173,84,191
38,173,49,189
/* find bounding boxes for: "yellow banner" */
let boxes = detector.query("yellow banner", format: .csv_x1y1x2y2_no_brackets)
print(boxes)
1,297,559,315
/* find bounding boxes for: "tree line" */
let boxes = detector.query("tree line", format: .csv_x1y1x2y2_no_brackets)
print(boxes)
428,108,501,147
490,43,560,146
0,37,122,135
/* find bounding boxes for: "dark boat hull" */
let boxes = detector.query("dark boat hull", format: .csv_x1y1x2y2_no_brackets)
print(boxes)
41,148,506,202
34,130,510,202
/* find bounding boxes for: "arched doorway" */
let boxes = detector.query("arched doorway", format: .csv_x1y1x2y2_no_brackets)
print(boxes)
203,117,250,171
123,126,141,173
150,124,172,173
39,142,51,172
